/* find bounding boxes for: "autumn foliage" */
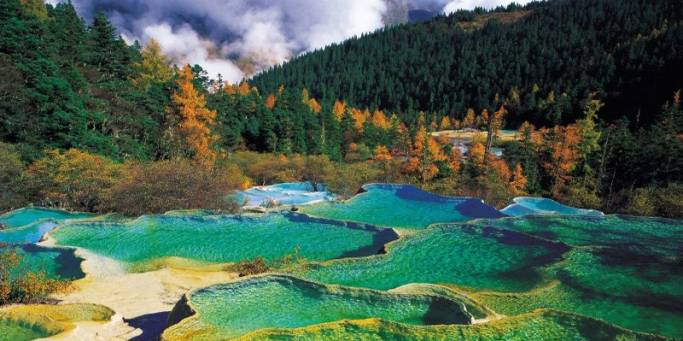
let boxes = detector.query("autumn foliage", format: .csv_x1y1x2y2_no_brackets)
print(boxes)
171,64,219,166
0,246,71,305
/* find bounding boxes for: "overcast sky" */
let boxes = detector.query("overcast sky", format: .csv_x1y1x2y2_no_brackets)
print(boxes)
46,0,532,82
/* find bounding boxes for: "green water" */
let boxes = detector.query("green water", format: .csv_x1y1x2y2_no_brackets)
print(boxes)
477,246,683,338
301,184,501,229
302,225,566,292
0,320,50,341
0,208,93,228
474,214,683,255
187,275,470,339
12,245,85,280
469,215,683,338
51,213,396,270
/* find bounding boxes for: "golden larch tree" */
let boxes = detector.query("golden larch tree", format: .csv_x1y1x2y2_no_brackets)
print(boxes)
510,163,528,195
172,64,218,167
308,98,322,114
439,116,451,130
463,109,476,128
371,110,390,129
332,100,346,121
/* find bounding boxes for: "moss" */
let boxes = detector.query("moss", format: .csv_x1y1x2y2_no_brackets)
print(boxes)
0,303,115,338
236,309,664,341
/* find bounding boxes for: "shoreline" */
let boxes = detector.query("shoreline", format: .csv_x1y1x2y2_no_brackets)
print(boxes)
38,236,239,340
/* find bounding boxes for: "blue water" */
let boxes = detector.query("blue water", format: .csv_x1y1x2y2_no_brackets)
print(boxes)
0,208,94,245
0,208,93,228
0,221,58,244
501,197,604,217
234,182,335,208
302,184,504,229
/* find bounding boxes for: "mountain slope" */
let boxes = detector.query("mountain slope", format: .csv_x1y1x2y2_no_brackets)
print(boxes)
251,0,683,127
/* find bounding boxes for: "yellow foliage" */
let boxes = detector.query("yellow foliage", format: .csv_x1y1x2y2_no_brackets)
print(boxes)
371,110,390,129
333,100,346,121
463,109,476,128
308,98,322,114
449,148,462,173
350,108,368,132
510,163,528,195
469,142,486,170
24,149,121,211
427,138,447,162
487,155,511,182
238,82,251,96
373,145,392,161
413,126,427,155
132,39,173,89
172,65,219,167
439,116,451,130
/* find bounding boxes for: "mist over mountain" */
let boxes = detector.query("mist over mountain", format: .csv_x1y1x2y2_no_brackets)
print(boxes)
45,0,532,81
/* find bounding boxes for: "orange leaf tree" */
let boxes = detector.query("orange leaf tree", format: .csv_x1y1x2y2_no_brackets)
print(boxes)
171,64,219,166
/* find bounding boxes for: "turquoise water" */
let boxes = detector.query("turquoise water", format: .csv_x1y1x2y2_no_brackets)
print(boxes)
10,244,85,280
0,221,58,244
501,197,603,217
0,320,49,341
51,212,397,270
0,208,94,244
302,184,504,229
471,215,683,338
0,208,93,228
302,224,566,291
473,215,683,257
235,182,335,208
186,275,470,339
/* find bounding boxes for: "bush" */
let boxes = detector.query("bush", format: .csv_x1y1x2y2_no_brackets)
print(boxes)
230,257,269,277
625,187,656,216
563,182,602,210
623,184,683,218
655,183,683,219
103,159,247,216
0,246,71,305
231,151,304,185
325,162,383,199
22,149,122,211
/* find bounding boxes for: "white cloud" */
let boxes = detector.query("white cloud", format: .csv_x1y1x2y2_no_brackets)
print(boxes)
143,23,244,82
49,0,529,80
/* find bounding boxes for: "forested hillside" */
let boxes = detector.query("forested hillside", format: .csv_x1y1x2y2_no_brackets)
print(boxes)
252,0,683,127
0,0,681,217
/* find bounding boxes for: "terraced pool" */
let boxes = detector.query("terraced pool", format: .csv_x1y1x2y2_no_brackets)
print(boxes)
470,214,683,338
501,197,604,217
13,244,85,280
301,224,567,292
163,275,471,340
0,208,95,244
51,212,398,271
0,208,93,229
301,184,504,229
